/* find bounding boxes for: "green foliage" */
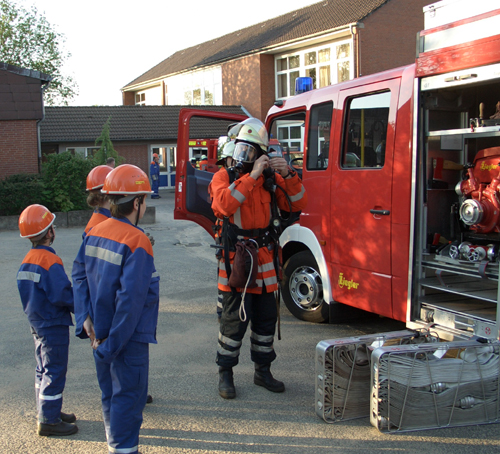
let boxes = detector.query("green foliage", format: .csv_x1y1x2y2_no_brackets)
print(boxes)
93,117,124,165
0,0,78,105
0,173,45,216
41,151,94,212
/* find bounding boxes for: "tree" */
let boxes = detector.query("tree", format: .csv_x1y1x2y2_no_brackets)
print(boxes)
94,117,124,166
0,0,77,105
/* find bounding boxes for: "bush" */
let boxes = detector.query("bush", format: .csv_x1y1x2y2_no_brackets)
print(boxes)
41,151,94,212
0,173,45,216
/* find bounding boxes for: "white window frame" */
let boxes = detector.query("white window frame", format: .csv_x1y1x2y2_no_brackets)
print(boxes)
274,38,353,100
135,92,146,105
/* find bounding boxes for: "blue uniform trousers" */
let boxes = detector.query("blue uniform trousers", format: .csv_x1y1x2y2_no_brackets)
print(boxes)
151,179,159,197
94,341,149,454
32,325,69,424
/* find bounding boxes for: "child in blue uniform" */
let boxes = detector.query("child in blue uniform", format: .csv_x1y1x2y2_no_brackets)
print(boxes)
73,164,159,454
17,204,78,437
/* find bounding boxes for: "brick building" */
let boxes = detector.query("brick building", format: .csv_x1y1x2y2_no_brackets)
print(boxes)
0,63,51,180
39,105,246,188
121,0,429,119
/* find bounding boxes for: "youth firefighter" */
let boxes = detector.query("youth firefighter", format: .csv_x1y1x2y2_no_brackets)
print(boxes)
150,153,160,198
73,164,160,454
75,164,154,403
17,204,78,436
82,164,113,239
210,117,307,399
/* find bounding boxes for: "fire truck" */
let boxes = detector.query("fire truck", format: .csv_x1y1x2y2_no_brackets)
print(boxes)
175,0,500,341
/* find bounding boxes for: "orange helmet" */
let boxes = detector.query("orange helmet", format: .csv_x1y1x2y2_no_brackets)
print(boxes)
101,164,152,195
153,153,159,158
86,165,114,191
19,204,56,239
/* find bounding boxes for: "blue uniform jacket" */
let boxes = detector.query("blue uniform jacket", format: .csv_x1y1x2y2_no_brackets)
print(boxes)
150,161,160,181
17,246,74,330
73,217,159,363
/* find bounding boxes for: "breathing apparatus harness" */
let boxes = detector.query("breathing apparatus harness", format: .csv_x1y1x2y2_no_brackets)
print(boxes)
214,165,294,338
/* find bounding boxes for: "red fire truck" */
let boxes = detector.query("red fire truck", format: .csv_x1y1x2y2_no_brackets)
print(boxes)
175,1,500,340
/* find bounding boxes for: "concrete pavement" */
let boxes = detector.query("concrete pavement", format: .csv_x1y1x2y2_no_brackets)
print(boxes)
1,189,500,453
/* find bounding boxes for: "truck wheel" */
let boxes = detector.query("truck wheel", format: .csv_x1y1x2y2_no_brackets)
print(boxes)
282,251,329,323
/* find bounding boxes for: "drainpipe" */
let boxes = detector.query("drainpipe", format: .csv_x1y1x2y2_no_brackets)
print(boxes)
350,22,364,78
37,78,52,174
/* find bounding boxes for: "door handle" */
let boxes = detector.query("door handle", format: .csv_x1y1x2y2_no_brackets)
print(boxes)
370,209,390,216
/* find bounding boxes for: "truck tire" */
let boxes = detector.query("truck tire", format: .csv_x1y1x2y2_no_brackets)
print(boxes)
282,251,329,323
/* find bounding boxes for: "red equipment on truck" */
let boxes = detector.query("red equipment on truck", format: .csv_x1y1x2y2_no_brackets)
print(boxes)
175,0,500,342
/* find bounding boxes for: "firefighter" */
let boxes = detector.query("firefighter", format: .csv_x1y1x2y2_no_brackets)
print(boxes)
211,139,237,321
82,165,113,239
17,204,78,436
190,157,197,168
210,117,307,399
72,164,160,454
150,153,160,198
199,154,208,171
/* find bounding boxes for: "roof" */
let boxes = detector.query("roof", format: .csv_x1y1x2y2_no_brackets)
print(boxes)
124,0,389,89
39,105,247,143
0,62,52,121
0,62,52,83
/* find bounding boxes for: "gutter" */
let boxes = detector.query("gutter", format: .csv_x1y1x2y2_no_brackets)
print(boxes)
122,22,363,92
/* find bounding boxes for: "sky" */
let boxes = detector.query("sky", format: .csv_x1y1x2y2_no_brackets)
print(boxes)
16,0,322,106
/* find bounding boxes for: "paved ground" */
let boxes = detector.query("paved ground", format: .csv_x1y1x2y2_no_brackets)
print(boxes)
1,189,500,453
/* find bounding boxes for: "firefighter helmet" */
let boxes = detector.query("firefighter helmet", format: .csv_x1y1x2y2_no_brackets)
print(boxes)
101,164,152,195
18,204,56,239
216,140,236,165
86,165,114,191
227,122,242,140
153,153,159,159
201,154,207,160
234,117,268,152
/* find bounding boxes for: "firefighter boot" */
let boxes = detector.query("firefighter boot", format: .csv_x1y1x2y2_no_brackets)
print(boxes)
254,363,285,393
218,367,236,399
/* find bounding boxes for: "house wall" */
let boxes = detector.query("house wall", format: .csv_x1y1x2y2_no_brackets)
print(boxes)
360,0,429,76
0,120,39,178
222,54,266,120
44,141,151,176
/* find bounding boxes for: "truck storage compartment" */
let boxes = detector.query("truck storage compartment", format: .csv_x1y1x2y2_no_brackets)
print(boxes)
411,62,500,340
315,329,437,423
370,340,500,432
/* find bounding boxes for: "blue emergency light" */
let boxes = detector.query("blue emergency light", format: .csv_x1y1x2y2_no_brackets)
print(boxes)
295,77,313,94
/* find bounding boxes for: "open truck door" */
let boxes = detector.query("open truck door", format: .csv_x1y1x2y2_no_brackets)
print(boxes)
174,108,248,236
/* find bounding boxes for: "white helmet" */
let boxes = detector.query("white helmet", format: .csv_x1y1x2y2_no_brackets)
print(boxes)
216,140,236,165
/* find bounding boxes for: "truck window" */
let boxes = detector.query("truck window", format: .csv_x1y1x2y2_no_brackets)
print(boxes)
341,91,390,169
268,111,306,168
306,102,333,171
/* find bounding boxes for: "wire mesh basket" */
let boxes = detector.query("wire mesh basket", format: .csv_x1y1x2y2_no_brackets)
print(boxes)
315,329,436,423
370,340,500,432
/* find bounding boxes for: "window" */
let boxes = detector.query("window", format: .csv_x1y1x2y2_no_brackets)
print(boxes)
66,147,99,158
275,40,351,99
307,102,333,171
341,91,390,169
269,112,306,168
135,93,146,105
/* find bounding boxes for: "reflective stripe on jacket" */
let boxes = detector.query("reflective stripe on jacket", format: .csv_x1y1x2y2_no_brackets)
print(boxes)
210,168,307,294
17,246,74,329
72,217,159,362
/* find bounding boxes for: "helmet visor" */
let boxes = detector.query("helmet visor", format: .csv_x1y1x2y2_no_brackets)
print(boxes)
233,142,259,163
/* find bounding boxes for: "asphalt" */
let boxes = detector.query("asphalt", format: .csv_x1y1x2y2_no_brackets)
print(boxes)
1,189,500,453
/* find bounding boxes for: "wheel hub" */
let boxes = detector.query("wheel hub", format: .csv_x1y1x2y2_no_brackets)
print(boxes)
289,265,323,311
